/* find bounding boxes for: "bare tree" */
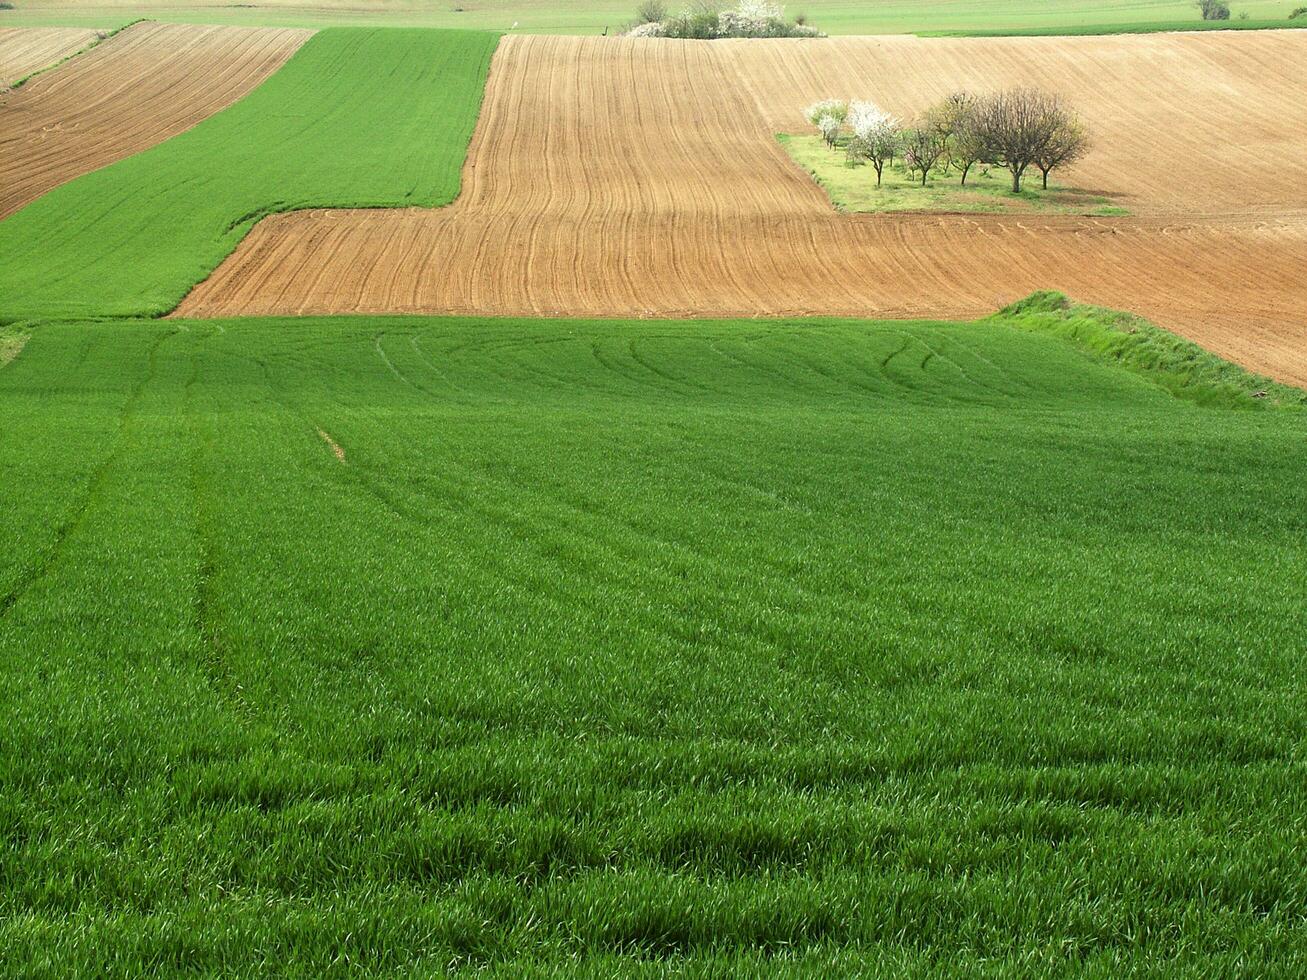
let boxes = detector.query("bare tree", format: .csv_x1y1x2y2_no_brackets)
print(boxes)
1034,113,1088,189
950,113,989,186
901,122,946,186
972,88,1061,193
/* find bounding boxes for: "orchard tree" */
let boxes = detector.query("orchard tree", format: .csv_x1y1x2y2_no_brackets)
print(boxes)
804,99,848,148
1034,112,1088,189
818,113,842,148
950,112,989,186
972,88,1061,193
927,92,976,154
901,122,946,186
846,101,901,187
925,91,986,186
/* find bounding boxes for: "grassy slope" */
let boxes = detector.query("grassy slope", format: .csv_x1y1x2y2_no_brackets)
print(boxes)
778,134,1129,216
2,0,1305,34
1,308,1304,973
0,27,497,321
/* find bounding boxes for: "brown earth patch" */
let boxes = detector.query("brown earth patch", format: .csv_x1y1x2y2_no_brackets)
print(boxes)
174,32,1307,387
0,26,101,88
0,330,30,368
316,427,346,463
0,21,311,219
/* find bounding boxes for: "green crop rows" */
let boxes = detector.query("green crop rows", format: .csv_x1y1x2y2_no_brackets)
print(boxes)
0,28,498,321
1,306,1304,972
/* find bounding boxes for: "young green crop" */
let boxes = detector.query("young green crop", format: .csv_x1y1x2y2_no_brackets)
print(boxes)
0,27,498,321
1,308,1303,973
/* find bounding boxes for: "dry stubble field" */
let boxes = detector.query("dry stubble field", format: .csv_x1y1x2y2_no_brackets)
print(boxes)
175,31,1307,386
0,21,311,218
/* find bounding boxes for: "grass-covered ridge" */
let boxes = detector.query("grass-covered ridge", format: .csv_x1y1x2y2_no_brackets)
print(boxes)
779,133,1128,217
999,291,1307,408
0,27,498,321
1,306,1304,972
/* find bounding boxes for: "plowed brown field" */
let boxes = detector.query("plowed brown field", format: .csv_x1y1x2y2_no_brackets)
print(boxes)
0,21,311,219
176,32,1307,386
0,27,100,87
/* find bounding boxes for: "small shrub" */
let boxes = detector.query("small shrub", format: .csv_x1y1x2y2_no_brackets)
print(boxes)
663,10,722,37
1197,0,1231,19
626,20,663,36
1292,5,1307,18
0,3,18,10
634,0,666,24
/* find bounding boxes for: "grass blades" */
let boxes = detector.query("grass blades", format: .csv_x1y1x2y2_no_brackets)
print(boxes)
0,27,498,321
1,307,1304,972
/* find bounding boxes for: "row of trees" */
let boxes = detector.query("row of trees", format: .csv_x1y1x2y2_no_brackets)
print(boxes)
804,89,1088,193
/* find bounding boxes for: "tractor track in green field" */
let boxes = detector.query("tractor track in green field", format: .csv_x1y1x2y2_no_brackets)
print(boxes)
184,345,253,717
0,327,177,623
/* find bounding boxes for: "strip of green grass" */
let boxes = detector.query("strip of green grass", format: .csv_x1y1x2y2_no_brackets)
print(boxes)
779,133,1129,216
0,27,498,322
1,305,1303,972
920,17,1307,35
999,291,1307,408
3,0,1304,35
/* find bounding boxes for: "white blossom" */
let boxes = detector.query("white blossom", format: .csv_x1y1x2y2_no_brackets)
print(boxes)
848,101,899,142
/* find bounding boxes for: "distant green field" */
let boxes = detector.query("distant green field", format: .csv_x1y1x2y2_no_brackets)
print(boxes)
2,0,1304,34
1,300,1304,972
0,27,497,322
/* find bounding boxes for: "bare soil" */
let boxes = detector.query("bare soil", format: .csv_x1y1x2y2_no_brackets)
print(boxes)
171,31,1307,386
0,26,100,87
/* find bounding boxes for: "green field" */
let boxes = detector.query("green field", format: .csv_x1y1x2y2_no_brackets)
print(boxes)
2,0,1305,35
1,299,1305,972
3,6,1307,972
779,134,1130,216
0,27,497,322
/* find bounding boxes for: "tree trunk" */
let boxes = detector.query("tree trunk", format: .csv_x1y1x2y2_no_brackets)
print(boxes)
1011,170,1021,193
874,163,883,187
1041,169,1049,189
960,163,971,187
